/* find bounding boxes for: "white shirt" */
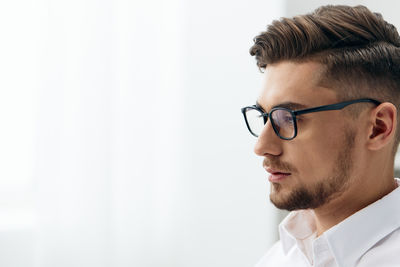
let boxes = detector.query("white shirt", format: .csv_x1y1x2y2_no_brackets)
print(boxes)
255,178,400,267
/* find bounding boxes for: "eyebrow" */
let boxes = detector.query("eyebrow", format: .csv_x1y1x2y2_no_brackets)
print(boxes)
256,101,309,112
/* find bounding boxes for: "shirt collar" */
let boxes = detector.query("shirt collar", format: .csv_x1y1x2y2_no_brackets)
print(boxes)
279,209,316,255
278,178,400,266
324,178,400,267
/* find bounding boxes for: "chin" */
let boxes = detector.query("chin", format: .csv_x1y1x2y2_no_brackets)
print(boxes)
269,191,292,210
269,185,318,211
270,197,309,211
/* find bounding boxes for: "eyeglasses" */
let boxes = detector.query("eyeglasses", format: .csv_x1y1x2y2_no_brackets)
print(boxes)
241,98,381,140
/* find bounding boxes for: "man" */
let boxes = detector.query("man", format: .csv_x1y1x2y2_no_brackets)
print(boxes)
241,5,400,267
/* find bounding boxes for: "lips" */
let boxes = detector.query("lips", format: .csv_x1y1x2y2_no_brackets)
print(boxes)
264,166,291,182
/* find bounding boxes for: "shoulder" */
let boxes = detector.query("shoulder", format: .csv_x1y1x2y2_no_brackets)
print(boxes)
356,227,400,267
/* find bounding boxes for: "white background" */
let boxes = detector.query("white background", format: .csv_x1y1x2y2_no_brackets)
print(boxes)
0,0,399,266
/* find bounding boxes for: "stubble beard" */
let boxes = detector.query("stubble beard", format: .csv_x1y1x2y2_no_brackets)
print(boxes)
270,129,356,211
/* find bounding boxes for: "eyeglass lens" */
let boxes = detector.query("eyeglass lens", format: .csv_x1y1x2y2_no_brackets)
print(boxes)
245,108,295,138
271,109,295,138
245,108,265,136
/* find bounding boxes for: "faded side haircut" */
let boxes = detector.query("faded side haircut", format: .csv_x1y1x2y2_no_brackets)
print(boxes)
250,5,400,153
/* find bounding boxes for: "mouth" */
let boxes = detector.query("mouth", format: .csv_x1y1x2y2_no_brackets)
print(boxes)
264,167,291,182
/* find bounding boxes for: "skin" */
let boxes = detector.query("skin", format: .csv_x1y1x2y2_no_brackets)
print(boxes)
254,60,399,236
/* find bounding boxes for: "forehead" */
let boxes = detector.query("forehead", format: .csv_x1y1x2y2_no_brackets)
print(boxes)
257,61,337,109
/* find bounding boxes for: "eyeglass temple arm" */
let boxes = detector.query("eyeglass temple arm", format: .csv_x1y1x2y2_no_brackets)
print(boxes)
294,99,381,116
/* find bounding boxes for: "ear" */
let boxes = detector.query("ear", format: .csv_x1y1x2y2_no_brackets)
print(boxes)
367,103,397,151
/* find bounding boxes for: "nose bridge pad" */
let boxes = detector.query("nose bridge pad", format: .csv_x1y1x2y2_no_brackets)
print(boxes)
255,114,282,156
262,113,277,138
261,114,271,136
263,114,268,125
260,115,277,139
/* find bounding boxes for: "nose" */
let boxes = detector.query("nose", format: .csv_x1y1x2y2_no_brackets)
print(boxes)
254,120,283,156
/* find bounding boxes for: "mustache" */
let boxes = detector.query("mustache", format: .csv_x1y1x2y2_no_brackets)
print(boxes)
263,158,297,173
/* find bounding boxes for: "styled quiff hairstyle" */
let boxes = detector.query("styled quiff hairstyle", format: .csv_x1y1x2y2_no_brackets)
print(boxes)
250,5,400,152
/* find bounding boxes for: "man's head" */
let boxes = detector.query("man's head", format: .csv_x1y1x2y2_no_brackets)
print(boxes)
248,5,400,211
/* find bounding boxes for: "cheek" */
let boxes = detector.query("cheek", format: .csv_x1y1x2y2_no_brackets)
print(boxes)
288,123,345,180
289,145,337,180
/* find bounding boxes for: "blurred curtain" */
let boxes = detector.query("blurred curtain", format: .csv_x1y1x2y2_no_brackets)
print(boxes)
1,0,184,266
0,0,283,266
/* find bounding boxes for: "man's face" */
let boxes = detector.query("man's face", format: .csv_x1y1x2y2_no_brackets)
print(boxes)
255,61,359,211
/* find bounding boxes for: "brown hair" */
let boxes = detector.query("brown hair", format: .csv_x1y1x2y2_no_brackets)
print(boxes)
250,5,400,152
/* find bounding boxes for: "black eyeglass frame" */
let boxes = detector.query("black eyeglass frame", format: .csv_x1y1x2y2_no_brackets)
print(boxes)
241,98,381,140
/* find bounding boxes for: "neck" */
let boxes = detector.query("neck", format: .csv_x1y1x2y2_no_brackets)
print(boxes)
313,174,397,237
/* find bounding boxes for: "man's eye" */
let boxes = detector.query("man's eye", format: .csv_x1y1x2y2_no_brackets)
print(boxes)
281,116,294,125
285,116,293,122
